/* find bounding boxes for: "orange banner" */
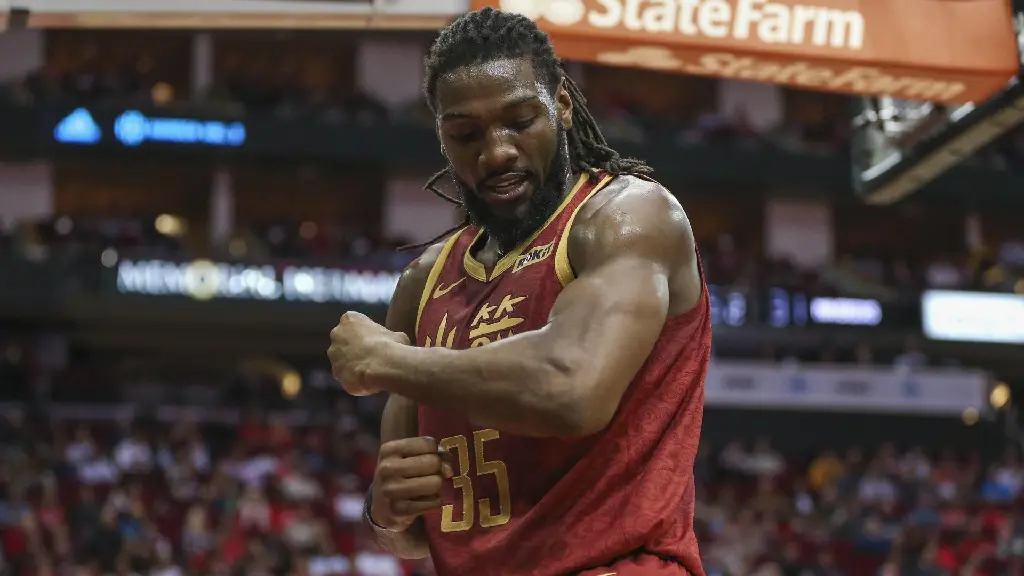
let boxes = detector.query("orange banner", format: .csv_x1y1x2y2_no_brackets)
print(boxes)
472,0,1020,103
3,0,454,31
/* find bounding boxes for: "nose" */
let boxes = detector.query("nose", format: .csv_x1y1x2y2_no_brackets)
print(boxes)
479,129,520,174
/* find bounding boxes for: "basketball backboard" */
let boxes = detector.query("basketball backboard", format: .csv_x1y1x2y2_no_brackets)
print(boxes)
851,12,1024,205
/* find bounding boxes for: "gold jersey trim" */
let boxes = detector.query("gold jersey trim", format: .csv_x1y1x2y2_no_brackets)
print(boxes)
554,174,616,287
415,229,466,338
462,173,589,283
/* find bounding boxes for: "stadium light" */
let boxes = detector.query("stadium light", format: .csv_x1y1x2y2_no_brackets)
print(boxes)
991,382,1012,411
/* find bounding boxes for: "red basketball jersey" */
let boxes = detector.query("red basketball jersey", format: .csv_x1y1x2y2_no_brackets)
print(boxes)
415,172,710,576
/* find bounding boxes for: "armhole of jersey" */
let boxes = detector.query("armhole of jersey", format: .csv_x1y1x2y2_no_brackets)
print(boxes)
414,230,465,337
554,174,616,287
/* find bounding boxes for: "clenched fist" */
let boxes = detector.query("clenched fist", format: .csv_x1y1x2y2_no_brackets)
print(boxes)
371,437,454,532
328,311,410,396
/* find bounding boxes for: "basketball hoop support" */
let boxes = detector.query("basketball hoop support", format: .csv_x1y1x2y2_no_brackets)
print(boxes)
852,12,1024,205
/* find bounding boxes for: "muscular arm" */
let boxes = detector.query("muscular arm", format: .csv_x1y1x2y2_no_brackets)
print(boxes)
370,178,702,438
366,244,444,558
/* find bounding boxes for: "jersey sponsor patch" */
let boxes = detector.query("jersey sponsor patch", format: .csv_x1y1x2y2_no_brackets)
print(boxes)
511,241,554,274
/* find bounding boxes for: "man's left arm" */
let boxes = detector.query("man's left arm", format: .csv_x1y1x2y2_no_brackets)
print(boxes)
362,181,699,437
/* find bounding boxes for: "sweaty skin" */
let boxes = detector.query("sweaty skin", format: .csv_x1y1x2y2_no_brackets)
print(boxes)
362,243,444,559
335,176,701,437
353,176,702,558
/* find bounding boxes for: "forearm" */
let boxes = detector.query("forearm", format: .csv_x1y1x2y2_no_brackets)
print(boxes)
371,332,582,437
368,516,431,559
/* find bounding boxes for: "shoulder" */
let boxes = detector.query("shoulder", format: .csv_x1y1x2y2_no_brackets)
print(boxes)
386,233,463,335
567,174,695,273
396,239,449,295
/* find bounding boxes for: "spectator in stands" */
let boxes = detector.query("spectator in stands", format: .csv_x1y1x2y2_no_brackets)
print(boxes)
899,446,933,484
281,502,331,556
792,479,816,518
237,485,271,533
83,504,122,573
69,485,101,545
64,425,97,468
332,473,364,526
982,464,1017,504
858,460,899,505
159,446,193,500
750,476,789,516
719,440,750,478
225,443,277,488
748,438,786,478
113,423,153,474
35,481,69,558
181,501,213,568
931,450,967,503
994,448,1024,497
151,541,185,576
808,449,845,492
350,533,404,576
906,492,942,529
277,452,323,502
306,542,352,576
894,336,929,370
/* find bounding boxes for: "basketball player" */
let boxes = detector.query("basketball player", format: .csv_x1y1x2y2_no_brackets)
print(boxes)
327,7,710,575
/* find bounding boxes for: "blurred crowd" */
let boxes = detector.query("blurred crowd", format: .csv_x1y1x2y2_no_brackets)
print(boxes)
3,57,1024,169
0,35,1021,295
0,403,430,576
3,211,1022,298
0,214,416,272
0,58,1022,295
0,401,1021,576
699,234,1024,297
697,439,1024,576
0,64,844,152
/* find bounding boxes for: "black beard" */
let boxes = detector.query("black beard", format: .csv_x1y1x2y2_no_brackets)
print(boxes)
455,127,570,252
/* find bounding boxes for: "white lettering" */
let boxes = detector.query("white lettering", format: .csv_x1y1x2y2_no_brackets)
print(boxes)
639,0,675,33
698,0,732,38
809,297,883,326
677,0,701,35
623,0,645,30
115,260,400,305
588,0,623,28
547,0,865,50
759,3,790,44
686,53,966,101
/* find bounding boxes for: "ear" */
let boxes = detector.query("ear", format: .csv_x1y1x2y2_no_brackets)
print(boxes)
555,77,573,130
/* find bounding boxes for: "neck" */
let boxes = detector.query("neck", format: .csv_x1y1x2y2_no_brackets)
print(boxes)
560,169,580,199
480,170,582,257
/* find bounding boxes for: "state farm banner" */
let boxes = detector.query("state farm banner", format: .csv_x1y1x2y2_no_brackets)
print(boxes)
475,0,1020,103
6,0,459,29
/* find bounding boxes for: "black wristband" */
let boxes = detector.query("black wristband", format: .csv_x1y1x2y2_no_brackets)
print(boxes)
363,486,397,532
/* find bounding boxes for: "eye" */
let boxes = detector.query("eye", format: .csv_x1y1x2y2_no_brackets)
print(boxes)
448,129,480,144
509,116,538,131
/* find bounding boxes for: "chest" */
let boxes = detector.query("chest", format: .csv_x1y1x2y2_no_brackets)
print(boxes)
417,254,563,351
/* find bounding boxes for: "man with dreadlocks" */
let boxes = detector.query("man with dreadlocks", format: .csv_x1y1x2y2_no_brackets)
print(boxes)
327,7,709,576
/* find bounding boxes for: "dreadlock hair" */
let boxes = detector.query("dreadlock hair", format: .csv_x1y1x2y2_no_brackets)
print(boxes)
402,6,653,251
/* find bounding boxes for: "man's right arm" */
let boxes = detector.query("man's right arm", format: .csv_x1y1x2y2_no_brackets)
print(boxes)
365,243,445,558
370,395,431,558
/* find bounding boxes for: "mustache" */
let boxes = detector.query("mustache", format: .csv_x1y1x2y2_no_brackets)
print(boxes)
477,170,538,190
